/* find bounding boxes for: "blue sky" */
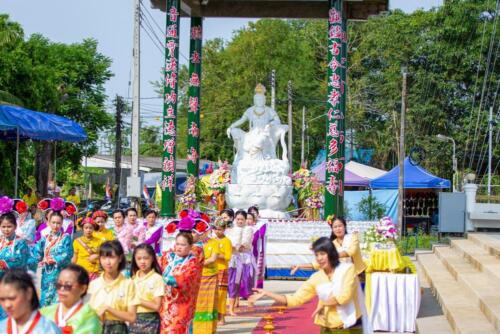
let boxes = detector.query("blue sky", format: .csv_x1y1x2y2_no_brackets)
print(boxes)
1,0,442,122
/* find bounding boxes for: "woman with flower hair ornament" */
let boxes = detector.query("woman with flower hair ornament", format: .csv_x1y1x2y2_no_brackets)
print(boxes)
29,199,74,306
159,210,209,334
0,197,31,320
290,216,366,278
34,197,77,242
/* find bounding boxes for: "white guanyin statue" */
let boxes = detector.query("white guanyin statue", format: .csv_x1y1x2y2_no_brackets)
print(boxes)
225,84,293,218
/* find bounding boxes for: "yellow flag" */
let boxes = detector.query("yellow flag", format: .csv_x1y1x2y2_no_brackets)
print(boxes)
155,181,162,209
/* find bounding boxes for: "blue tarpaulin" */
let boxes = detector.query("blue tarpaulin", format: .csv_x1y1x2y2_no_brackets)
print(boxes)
0,104,87,142
370,157,451,189
345,189,399,222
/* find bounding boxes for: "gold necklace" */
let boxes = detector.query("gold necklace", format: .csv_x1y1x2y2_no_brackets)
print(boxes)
253,106,266,116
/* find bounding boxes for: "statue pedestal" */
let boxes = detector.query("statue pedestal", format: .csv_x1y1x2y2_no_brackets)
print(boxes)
225,158,293,217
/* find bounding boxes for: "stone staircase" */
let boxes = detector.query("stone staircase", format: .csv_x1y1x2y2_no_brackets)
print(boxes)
416,233,500,334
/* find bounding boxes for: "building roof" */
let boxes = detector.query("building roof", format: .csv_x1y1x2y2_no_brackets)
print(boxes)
149,0,388,20
82,155,215,173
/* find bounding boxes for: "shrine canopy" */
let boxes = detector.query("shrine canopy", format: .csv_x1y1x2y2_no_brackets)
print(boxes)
313,163,370,187
150,0,389,19
0,104,87,142
370,157,451,189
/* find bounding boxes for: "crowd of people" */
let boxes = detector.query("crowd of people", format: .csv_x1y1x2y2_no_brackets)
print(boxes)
0,194,268,334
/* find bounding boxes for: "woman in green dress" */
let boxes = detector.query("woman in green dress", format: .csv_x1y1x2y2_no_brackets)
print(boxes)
41,264,102,334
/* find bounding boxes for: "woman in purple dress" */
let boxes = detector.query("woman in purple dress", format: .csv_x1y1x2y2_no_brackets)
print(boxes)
248,206,266,289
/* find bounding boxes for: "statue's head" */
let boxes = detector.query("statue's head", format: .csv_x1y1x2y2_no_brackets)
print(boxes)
253,83,266,107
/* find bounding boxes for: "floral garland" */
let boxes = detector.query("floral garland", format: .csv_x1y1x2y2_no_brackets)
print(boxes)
178,176,199,210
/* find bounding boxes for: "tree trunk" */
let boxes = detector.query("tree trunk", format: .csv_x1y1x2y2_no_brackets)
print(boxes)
35,142,52,196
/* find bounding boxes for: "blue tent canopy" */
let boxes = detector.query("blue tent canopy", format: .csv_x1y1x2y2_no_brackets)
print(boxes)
0,104,87,142
370,157,451,189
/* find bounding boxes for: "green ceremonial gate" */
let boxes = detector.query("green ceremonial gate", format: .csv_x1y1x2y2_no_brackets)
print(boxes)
154,0,389,217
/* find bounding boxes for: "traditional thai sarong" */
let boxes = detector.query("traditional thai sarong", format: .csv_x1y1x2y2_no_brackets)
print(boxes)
159,251,203,334
129,312,160,334
193,274,218,333
103,320,128,334
29,232,73,306
216,269,229,315
251,221,267,288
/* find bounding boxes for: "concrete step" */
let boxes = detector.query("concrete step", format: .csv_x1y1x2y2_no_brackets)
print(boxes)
468,233,500,258
435,246,500,332
417,252,498,334
416,315,453,334
449,239,500,281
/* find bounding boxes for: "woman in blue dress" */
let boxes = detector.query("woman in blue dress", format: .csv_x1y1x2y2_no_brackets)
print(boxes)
29,211,73,307
0,269,61,333
0,197,30,320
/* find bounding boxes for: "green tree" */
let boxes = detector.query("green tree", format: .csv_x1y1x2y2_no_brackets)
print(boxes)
0,14,113,195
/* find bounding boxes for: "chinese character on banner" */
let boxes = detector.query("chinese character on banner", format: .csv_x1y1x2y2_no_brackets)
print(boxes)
165,57,178,72
163,156,175,173
328,123,339,138
166,24,178,38
165,106,175,119
166,40,177,57
190,51,200,64
163,139,175,154
188,122,199,137
330,41,341,56
340,132,345,144
329,25,343,40
161,176,168,191
188,97,199,113
165,73,177,89
328,89,341,107
326,175,339,195
326,158,343,174
328,58,344,72
328,73,341,88
189,73,200,87
329,8,342,24
328,138,338,156
168,6,179,22
167,175,174,192
164,92,177,104
187,147,199,163
190,26,202,40
164,120,176,136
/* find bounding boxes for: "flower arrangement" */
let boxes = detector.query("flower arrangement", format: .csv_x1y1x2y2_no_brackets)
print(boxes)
363,216,398,249
292,168,313,190
305,194,323,209
178,176,198,210
208,161,231,192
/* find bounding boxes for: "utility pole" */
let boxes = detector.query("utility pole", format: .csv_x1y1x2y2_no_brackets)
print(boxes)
287,80,293,170
488,106,493,198
301,106,306,166
114,95,124,203
271,70,276,111
128,0,141,198
398,68,407,233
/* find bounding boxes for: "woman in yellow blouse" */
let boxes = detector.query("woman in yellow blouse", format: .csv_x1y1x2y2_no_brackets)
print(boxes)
72,217,103,280
251,237,364,334
213,218,232,325
92,211,115,242
88,240,138,333
129,243,164,334
291,217,366,277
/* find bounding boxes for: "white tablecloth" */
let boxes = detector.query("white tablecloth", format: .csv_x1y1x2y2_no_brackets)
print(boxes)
370,273,420,333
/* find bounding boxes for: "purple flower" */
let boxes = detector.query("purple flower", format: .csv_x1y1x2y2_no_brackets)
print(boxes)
0,196,13,214
50,197,66,211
